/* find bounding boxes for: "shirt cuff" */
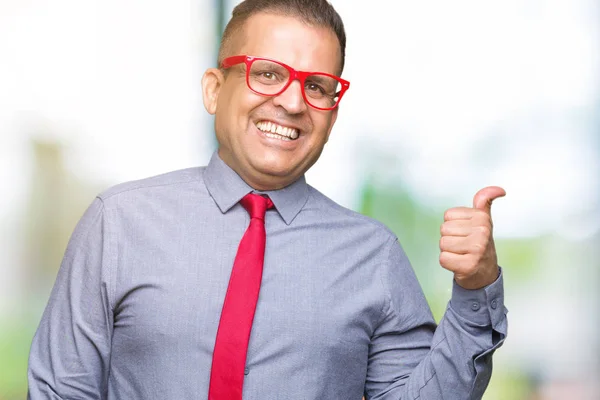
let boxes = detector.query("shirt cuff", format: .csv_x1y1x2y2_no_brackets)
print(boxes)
449,267,506,328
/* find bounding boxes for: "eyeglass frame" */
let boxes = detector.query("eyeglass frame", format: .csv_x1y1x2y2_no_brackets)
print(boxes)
220,55,350,111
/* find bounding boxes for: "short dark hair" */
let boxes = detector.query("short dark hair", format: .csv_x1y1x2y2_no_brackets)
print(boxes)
218,0,347,74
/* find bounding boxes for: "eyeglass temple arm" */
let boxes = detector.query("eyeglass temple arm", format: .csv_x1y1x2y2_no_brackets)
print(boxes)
221,55,248,68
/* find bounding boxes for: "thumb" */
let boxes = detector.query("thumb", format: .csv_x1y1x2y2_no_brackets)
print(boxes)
472,186,506,214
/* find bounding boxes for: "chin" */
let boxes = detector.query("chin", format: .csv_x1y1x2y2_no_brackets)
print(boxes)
252,158,297,179
255,164,294,178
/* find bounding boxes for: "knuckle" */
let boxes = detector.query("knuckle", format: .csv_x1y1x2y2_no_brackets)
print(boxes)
478,225,491,237
440,236,447,247
472,242,486,255
444,209,453,221
439,252,445,262
439,253,452,269
478,212,492,225
439,254,446,267
466,255,480,270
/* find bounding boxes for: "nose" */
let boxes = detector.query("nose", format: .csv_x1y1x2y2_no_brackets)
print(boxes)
272,80,307,114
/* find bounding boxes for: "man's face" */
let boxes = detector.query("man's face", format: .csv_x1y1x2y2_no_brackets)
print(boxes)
202,12,342,190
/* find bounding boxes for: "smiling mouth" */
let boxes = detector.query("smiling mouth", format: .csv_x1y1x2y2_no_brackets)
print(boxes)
256,121,300,141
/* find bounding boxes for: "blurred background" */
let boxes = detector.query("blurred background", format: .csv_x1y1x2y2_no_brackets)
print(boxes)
1,0,599,398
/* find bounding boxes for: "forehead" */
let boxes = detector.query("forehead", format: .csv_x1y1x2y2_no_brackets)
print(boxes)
234,12,341,75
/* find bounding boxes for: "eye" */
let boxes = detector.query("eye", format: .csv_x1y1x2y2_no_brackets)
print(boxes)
261,72,276,80
305,83,326,95
251,69,284,84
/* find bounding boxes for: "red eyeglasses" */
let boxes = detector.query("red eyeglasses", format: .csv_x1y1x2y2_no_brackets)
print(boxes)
221,55,350,111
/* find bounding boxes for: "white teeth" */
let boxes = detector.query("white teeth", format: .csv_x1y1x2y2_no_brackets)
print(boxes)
256,121,299,140
265,132,292,141
285,127,299,139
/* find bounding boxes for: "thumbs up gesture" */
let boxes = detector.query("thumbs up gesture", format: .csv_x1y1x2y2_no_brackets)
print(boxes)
439,186,506,290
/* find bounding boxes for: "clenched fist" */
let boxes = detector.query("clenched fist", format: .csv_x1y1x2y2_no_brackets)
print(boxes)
439,186,506,290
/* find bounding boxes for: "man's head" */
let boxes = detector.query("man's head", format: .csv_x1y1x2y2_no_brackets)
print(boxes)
201,0,347,191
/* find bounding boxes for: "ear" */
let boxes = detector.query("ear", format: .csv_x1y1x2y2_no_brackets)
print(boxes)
324,107,339,143
201,68,225,115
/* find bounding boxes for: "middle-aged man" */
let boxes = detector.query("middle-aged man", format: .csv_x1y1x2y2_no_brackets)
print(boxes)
28,0,508,399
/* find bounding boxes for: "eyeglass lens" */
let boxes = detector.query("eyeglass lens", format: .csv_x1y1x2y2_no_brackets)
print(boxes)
248,59,342,109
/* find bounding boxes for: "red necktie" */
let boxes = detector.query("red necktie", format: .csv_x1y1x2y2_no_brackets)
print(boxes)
209,193,273,400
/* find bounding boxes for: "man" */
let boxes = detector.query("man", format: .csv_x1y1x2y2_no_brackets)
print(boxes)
28,0,507,399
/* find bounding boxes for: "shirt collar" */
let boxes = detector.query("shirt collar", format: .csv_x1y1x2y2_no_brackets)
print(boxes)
204,151,309,225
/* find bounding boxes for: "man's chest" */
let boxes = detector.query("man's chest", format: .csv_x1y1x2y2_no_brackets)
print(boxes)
109,214,386,363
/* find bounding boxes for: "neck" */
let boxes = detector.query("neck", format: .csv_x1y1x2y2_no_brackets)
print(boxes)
217,150,299,191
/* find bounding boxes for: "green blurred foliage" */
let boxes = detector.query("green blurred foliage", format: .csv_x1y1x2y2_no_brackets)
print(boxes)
0,317,35,399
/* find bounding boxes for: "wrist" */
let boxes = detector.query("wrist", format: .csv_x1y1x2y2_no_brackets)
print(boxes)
455,265,500,290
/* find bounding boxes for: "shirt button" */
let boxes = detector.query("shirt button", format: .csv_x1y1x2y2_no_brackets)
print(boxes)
491,299,498,309
244,367,249,375
471,302,481,311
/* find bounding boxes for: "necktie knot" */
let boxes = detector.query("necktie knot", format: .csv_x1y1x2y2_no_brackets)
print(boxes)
240,193,273,221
